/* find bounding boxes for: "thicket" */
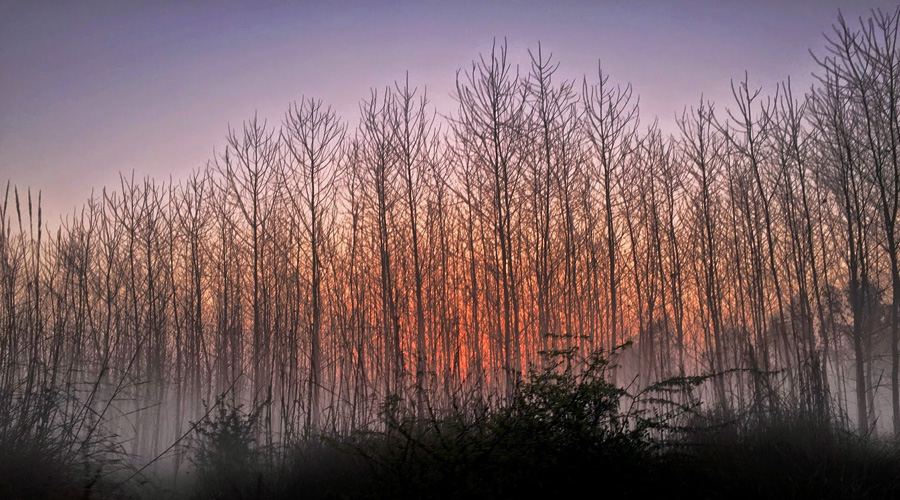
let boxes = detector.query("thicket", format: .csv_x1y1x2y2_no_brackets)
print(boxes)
2,6,900,499
184,347,900,499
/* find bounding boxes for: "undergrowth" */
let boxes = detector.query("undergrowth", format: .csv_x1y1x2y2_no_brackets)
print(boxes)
187,345,695,499
0,383,132,499
9,347,898,499
184,346,900,499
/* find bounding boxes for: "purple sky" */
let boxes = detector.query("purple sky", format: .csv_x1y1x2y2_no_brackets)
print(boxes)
2,0,897,220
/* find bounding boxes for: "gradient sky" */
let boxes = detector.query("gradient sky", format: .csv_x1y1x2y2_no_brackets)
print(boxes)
2,0,897,220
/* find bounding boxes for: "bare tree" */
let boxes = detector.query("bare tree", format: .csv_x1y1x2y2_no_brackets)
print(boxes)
820,9,900,435
216,115,279,411
583,63,639,383
678,99,729,409
389,75,436,418
281,97,346,434
359,88,405,421
453,39,529,397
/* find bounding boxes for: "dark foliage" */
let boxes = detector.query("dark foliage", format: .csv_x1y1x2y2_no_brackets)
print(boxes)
184,349,900,500
0,385,130,499
189,401,265,499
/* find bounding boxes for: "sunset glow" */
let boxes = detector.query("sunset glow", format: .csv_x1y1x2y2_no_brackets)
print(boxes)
2,1,900,498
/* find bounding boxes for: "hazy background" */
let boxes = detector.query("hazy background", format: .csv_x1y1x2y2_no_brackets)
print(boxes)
2,0,897,220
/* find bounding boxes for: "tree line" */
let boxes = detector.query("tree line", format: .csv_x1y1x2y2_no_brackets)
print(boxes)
1,9,898,467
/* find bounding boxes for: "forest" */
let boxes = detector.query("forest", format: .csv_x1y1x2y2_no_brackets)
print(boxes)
2,7,900,499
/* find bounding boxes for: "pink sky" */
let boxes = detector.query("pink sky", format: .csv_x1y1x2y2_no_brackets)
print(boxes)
1,0,896,220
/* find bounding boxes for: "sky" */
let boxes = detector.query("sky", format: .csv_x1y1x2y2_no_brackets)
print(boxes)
2,0,898,220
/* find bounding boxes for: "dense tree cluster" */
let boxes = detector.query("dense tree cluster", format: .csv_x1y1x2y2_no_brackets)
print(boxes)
1,9,898,468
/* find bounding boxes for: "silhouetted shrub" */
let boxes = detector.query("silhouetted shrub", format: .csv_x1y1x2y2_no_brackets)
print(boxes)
0,385,128,499
349,346,670,498
670,406,900,499
190,401,265,499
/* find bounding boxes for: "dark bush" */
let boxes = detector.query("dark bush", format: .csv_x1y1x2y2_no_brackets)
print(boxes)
190,401,265,499
0,385,128,499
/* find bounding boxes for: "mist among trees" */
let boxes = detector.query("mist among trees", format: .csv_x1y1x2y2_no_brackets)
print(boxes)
3,7,900,499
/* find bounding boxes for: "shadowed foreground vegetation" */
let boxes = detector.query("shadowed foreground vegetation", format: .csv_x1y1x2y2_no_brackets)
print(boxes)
177,349,900,499
4,348,900,499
